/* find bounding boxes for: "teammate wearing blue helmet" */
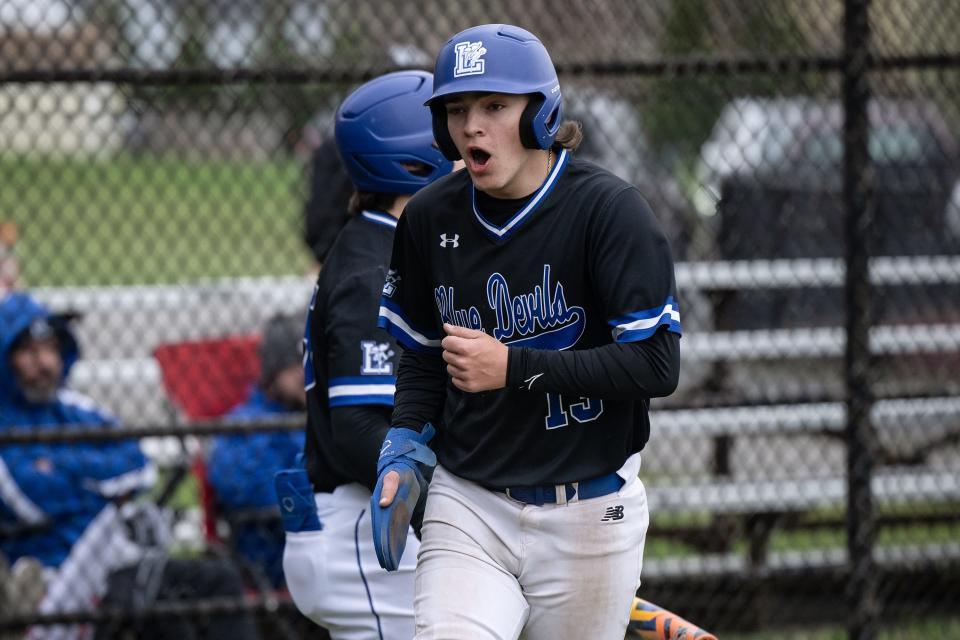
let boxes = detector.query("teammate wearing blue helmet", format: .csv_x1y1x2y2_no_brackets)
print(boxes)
374,24,682,638
277,70,456,639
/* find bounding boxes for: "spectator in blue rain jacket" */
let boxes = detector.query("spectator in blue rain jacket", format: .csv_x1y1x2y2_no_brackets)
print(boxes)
207,314,305,587
0,292,155,570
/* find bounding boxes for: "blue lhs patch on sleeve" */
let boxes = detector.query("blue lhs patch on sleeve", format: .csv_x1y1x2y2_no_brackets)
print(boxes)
609,296,681,342
328,375,396,407
377,298,442,354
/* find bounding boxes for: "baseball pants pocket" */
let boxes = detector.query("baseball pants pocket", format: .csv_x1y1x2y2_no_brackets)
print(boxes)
283,529,329,626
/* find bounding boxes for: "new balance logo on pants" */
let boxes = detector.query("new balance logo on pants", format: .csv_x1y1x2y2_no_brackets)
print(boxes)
601,505,624,522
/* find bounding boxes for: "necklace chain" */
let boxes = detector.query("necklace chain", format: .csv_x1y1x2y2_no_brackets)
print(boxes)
547,147,553,172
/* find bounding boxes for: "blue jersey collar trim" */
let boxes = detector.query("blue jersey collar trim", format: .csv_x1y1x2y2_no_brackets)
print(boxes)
361,210,398,229
470,148,569,242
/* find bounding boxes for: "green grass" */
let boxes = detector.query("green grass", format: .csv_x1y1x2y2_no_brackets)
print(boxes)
1,152,313,286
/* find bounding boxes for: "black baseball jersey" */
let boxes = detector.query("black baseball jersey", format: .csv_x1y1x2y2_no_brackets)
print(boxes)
303,210,402,493
378,149,682,488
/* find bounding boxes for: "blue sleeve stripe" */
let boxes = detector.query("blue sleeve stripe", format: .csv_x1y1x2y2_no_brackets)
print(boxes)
329,394,395,408
377,302,442,354
611,301,682,342
329,376,396,386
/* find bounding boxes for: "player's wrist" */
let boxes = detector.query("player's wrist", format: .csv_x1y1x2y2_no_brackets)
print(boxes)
377,424,437,476
505,346,527,388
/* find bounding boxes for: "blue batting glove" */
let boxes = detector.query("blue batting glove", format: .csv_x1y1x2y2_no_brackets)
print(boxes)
371,424,436,571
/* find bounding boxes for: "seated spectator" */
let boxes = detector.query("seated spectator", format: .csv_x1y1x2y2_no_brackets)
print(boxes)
207,314,305,587
0,292,259,640
0,292,154,571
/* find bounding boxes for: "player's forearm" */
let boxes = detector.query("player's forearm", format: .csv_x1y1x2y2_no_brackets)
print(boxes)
330,405,392,491
506,327,680,399
391,349,447,428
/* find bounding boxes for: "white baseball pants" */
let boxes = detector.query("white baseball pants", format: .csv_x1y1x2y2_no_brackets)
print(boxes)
282,482,419,640
414,454,648,640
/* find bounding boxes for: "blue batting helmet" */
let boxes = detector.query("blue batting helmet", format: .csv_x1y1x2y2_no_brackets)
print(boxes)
426,24,563,160
335,70,454,194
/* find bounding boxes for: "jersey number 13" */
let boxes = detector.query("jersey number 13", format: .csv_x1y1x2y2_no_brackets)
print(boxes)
544,393,604,430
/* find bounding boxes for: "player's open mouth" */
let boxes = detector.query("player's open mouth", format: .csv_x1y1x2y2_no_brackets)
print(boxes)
468,147,491,170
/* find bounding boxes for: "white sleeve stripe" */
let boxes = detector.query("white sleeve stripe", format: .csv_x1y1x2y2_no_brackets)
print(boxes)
85,464,157,498
613,306,680,336
0,457,47,524
328,384,397,398
378,306,442,348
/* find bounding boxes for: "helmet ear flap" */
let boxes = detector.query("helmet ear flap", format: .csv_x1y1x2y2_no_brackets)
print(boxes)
519,94,562,150
518,95,543,150
431,105,461,161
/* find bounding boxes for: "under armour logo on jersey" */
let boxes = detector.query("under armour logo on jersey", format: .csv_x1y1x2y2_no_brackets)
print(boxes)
379,440,392,459
361,340,394,375
601,505,624,522
440,233,460,248
453,41,486,77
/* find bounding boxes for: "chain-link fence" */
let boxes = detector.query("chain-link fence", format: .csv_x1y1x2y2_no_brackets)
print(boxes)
2,0,959,638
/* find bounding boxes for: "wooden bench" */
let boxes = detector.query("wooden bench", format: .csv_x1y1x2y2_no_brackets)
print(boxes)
681,323,960,362
638,257,960,588
642,540,960,580
649,396,960,465
640,541,960,630
645,469,960,566
674,255,960,291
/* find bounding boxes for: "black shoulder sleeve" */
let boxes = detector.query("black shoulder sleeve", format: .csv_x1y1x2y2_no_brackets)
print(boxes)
377,213,443,355
325,269,400,407
590,186,681,342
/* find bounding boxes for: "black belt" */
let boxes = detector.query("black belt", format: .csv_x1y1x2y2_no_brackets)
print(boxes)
497,472,624,506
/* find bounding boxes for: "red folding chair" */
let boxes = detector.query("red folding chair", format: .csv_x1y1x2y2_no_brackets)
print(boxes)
153,335,261,542
153,335,261,420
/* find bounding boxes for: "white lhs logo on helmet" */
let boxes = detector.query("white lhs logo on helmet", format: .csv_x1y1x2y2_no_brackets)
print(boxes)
454,41,486,77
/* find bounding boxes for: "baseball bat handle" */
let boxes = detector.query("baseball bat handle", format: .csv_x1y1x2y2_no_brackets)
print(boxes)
627,597,718,640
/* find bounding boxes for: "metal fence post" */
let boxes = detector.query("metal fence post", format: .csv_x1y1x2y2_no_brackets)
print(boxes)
843,1,878,638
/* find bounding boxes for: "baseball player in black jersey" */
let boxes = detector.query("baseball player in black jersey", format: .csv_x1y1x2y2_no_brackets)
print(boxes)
373,24,682,639
275,71,455,639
